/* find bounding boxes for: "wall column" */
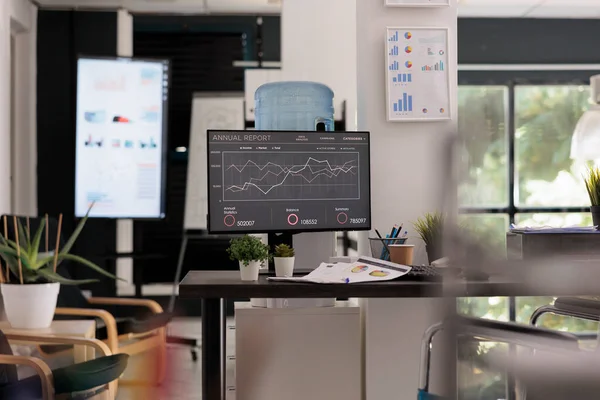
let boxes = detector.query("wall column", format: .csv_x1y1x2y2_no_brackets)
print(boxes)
356,1,458,398
116,8,135,296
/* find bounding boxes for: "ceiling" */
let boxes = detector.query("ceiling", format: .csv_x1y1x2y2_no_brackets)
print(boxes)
458,0,600,18
33,0,600,18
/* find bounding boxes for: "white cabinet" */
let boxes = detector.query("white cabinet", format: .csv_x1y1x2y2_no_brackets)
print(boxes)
234,301,361,400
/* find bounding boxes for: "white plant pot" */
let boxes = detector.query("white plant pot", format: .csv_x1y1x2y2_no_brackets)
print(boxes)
239,261,261,281
274,257,295,277
1,283,60,329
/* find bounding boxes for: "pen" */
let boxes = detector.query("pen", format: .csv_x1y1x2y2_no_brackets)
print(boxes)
394,224,403,238
375,229,391,260
389,225,397,239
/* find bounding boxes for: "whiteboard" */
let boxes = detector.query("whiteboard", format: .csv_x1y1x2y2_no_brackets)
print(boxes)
184,94,245,230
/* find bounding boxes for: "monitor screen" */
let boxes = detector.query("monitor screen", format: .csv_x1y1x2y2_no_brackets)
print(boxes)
75,56,169,218
207,130,371,233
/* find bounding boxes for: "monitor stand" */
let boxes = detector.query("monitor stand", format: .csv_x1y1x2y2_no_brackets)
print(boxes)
267,232,295,273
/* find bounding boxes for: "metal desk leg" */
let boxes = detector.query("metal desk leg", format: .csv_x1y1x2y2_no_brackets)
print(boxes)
202,298,222,400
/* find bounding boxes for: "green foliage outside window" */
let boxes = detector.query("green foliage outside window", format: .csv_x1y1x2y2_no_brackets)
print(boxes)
456,85,598,398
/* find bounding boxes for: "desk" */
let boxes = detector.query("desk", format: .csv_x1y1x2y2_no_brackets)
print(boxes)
180,269,600,400
181,270,571,400
0,320,96,362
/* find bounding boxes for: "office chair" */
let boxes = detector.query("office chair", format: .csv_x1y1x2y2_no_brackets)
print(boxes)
0,330,127,399
2,215,170,385
530,297,600,328
418,314,580,400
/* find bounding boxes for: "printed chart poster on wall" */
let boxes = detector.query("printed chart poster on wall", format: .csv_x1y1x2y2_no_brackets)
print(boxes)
385,27,450,122
75,57,170,218
385,0,449,6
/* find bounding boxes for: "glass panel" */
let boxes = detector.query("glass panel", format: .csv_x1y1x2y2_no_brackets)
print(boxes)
458,86,508,207
515,85,591,207
515,212,592,228
457,297,509,321
459,214,509,256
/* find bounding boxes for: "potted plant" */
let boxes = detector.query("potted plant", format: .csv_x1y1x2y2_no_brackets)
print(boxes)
273,243,295,277
584,166,600,229
0,206,119,329
413,212,445,264
227,235,270,281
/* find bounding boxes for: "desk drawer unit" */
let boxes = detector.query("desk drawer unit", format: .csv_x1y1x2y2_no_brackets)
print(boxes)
234,301,361,400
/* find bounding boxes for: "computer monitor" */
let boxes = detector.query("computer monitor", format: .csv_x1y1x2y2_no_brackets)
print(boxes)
74,56,169,219
207,130,371,234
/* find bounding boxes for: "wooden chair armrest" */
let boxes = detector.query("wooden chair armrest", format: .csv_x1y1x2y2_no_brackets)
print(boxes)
5,334,111,357
0,355,54,400
88,297,164,314
54,308,119,354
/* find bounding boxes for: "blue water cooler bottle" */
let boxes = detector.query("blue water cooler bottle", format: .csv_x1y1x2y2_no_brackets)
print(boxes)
254,81,335,131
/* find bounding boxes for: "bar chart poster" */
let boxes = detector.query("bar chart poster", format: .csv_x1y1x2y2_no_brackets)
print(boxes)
385,0,449,6
385,27,451,122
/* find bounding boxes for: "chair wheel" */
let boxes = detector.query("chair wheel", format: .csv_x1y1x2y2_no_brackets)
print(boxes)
191,350,198,362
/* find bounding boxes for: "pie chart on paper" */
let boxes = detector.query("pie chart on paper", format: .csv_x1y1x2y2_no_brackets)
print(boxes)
405,61,413,68
405,46,412,54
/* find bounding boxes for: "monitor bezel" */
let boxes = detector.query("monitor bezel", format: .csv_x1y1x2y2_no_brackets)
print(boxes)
206,129,372,234
74,54,170,220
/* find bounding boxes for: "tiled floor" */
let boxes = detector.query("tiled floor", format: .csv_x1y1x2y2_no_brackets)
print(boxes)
117,317,236,400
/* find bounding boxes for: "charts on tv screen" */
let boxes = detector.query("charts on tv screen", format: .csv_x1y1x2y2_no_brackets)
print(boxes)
75,57,168,218
207,130,371,233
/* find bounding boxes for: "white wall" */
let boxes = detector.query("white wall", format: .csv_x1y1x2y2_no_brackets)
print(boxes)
356,1,458,399
281,0,357,130
0,0,37,216
0,1,11,215
11,0,37,216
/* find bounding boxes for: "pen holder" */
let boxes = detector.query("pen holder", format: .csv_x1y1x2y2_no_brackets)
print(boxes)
369,237,407,261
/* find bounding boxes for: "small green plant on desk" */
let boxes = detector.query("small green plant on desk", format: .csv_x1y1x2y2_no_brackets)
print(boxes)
413,212,445,264
584,166,600,228
274,244,295,258
273,243,295,277
227,235,270,281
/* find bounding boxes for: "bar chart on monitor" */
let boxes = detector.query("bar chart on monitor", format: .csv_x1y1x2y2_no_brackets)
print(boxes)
385,27,450,121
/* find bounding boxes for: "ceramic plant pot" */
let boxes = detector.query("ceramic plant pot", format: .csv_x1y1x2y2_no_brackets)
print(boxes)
239,260,261,281
274,257,295,277
1,282,60,329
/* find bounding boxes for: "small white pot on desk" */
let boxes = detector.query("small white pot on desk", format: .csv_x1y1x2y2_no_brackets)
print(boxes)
239,261,261,281
274,256,295,277
1,282,60,329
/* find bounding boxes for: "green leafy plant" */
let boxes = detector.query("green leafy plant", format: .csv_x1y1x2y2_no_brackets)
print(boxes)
413,212,445,248
227,235,270,267
273,243,295,258
0,205,119,285
584,166,600,206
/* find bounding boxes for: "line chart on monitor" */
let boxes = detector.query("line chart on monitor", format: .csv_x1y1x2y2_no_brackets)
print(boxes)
222,151,360,201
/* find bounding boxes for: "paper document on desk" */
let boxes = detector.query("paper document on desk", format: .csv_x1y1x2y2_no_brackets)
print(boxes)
509,224,599,234
268,256,411,284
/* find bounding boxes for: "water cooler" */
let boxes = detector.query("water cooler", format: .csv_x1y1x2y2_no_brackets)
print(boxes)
251,81,337,309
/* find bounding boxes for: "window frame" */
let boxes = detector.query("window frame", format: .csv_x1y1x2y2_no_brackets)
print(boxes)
458,70,598,223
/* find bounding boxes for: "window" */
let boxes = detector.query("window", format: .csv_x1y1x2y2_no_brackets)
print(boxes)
459,83,593,321
458,82,595,399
